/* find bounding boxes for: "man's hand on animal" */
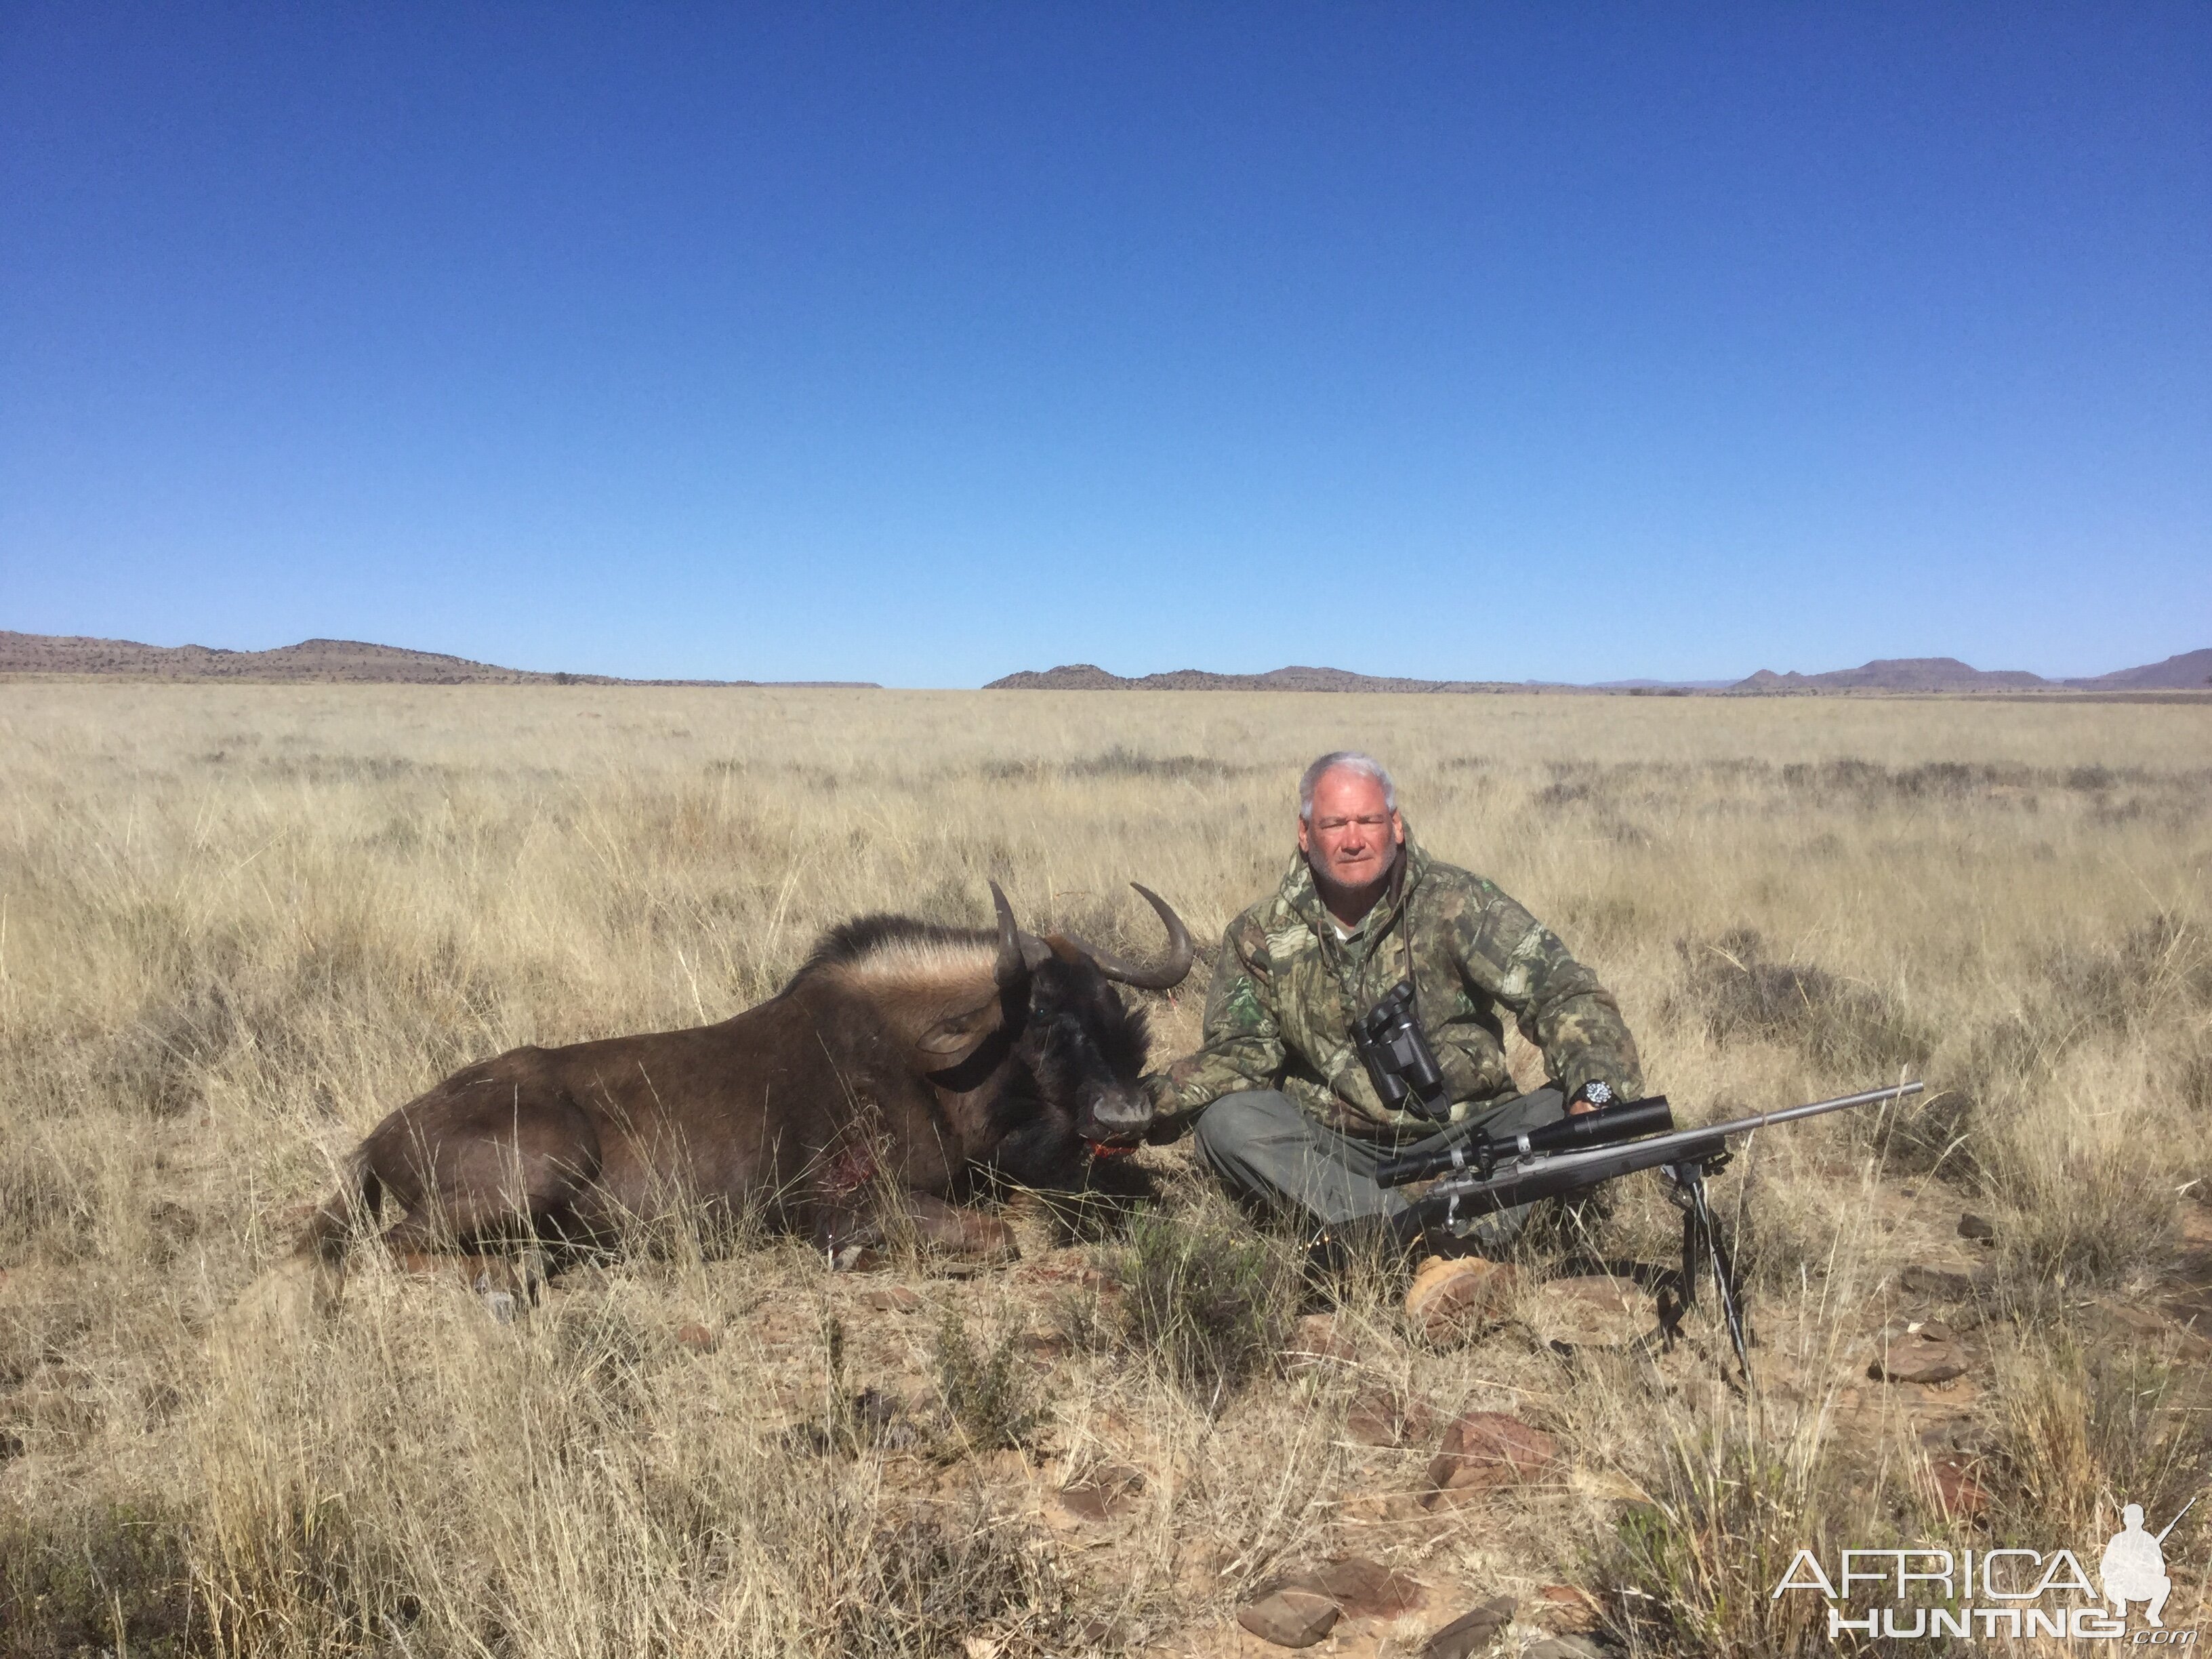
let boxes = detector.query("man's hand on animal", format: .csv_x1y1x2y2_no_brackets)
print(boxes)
1139,749,1645,1343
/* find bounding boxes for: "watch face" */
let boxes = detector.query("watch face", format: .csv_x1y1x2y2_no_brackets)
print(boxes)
1579,1081,1614,1107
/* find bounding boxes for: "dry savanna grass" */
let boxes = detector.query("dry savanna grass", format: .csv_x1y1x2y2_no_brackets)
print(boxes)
1,683,2208,1657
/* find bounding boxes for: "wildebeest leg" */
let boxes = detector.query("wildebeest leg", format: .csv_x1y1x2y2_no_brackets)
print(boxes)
362,1089,599,1266
905,1192,1018,1261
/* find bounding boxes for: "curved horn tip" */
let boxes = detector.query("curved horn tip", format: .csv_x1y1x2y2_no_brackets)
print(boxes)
1073,883,1195,990
989,880,1029,985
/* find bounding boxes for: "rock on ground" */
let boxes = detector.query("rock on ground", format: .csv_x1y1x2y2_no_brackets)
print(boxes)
1425,1411,1561,1507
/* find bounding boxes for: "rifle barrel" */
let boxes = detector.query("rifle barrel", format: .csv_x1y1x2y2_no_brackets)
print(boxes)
2156,1496,2197,1546
1684,1082,1924,1143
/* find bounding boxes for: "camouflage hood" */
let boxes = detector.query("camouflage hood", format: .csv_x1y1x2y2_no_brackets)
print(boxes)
1153,826,1643,1139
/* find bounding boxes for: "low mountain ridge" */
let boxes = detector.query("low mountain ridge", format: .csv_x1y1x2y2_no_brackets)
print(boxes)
994,650,2210,695
2068,648,2212,690
0,632,876,687
985,663,1518,693
1731,657,2050,692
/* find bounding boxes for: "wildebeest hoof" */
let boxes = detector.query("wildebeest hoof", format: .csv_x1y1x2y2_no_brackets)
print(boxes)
831,1243,886,1272
516,1247,551,1303
474,1274,519,1325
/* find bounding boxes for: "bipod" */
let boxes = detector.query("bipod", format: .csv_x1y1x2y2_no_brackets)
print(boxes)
1657,1148,1753,1389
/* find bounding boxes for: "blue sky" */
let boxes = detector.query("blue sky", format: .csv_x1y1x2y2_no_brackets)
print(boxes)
3,5,2206,686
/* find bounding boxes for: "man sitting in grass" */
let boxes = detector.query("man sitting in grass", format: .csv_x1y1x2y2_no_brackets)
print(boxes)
1141,750,1644,1338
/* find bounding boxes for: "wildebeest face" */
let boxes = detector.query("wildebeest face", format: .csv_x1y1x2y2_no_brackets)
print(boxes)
1021,954,1156,1149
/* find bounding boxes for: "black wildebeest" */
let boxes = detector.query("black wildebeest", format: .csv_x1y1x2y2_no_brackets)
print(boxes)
294,882,1191,1296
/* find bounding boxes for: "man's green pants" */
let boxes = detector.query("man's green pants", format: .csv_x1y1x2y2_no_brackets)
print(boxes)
1191,1087,1568,1250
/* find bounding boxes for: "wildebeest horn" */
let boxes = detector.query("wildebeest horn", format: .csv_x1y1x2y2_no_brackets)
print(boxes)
1063,884,1195,989
989,881,1030,991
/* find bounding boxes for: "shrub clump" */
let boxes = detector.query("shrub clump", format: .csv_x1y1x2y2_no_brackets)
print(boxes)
1673,928,1932,1080
2043,912,2212,1038
1591,1423,1877,1659
931,1312,1042,1454
1105,1210,1295,1408
830,1501,1076,1659
1980,1338,2212,1554
0,1500,196,1659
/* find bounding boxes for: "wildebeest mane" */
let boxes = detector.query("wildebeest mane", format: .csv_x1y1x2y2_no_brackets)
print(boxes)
794,914,1003,992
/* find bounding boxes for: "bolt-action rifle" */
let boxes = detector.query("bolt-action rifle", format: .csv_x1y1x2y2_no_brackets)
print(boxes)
1374,1081,1925,1382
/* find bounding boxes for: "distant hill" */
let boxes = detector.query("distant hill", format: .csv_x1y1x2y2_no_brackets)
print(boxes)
2065,648,2212,690
1729,657,2050,693
1729,651,2212,694
991,650,2211,695
0,632,876,687
986,663,1528,693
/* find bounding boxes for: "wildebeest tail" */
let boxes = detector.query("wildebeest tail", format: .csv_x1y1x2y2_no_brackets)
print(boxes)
296,1149,382,1265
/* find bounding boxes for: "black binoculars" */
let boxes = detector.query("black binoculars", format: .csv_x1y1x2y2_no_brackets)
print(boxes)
1350,980,1453,1122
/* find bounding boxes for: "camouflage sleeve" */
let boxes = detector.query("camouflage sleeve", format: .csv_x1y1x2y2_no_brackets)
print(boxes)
1143,912,1286,1138
1448,883,1643,1102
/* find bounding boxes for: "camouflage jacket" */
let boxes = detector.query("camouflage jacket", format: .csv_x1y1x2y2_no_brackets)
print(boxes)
1151,835,1643,1139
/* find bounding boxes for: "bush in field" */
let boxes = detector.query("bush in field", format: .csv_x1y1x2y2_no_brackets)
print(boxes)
836,1501,1076,1659
1673,928,1933,1080
0,1501,194,1659
1981,1335,2212,1557
931,1312,1041,1455
1592,1419,1877,1659
1105,1210,1295,1408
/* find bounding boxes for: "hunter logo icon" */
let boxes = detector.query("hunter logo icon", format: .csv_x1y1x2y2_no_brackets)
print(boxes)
2103,1498,2192,1628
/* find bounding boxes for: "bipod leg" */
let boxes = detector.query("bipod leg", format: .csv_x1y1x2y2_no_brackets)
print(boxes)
1683,1168,1753,1388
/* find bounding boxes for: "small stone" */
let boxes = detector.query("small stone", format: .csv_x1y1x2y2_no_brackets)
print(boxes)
1958,1211,1996,1243
676,1321,718,1353
1869,1336,1968,1385
1406,1257,1519,1346
1420,1596,1515,1659
1346,1388,1435,1448
1930,1455,1988,1519
1308,1556,1425,1618
1054,1463,1145,1522
1237,1587,1340,1648
1525,1636,1605,1659
860,1286,924,1313
1286,1312,1357,1370
1902,1264,1976,1300
1532,1584,1598,1633
1918,1319,1954,1343
1425,1412,1560,1507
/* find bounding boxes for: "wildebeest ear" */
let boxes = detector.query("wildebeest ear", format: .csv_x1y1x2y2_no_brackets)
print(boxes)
911,991,1010,1064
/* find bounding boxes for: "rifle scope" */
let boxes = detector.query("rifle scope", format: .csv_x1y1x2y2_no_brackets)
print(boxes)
1375,1094,1675,1189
